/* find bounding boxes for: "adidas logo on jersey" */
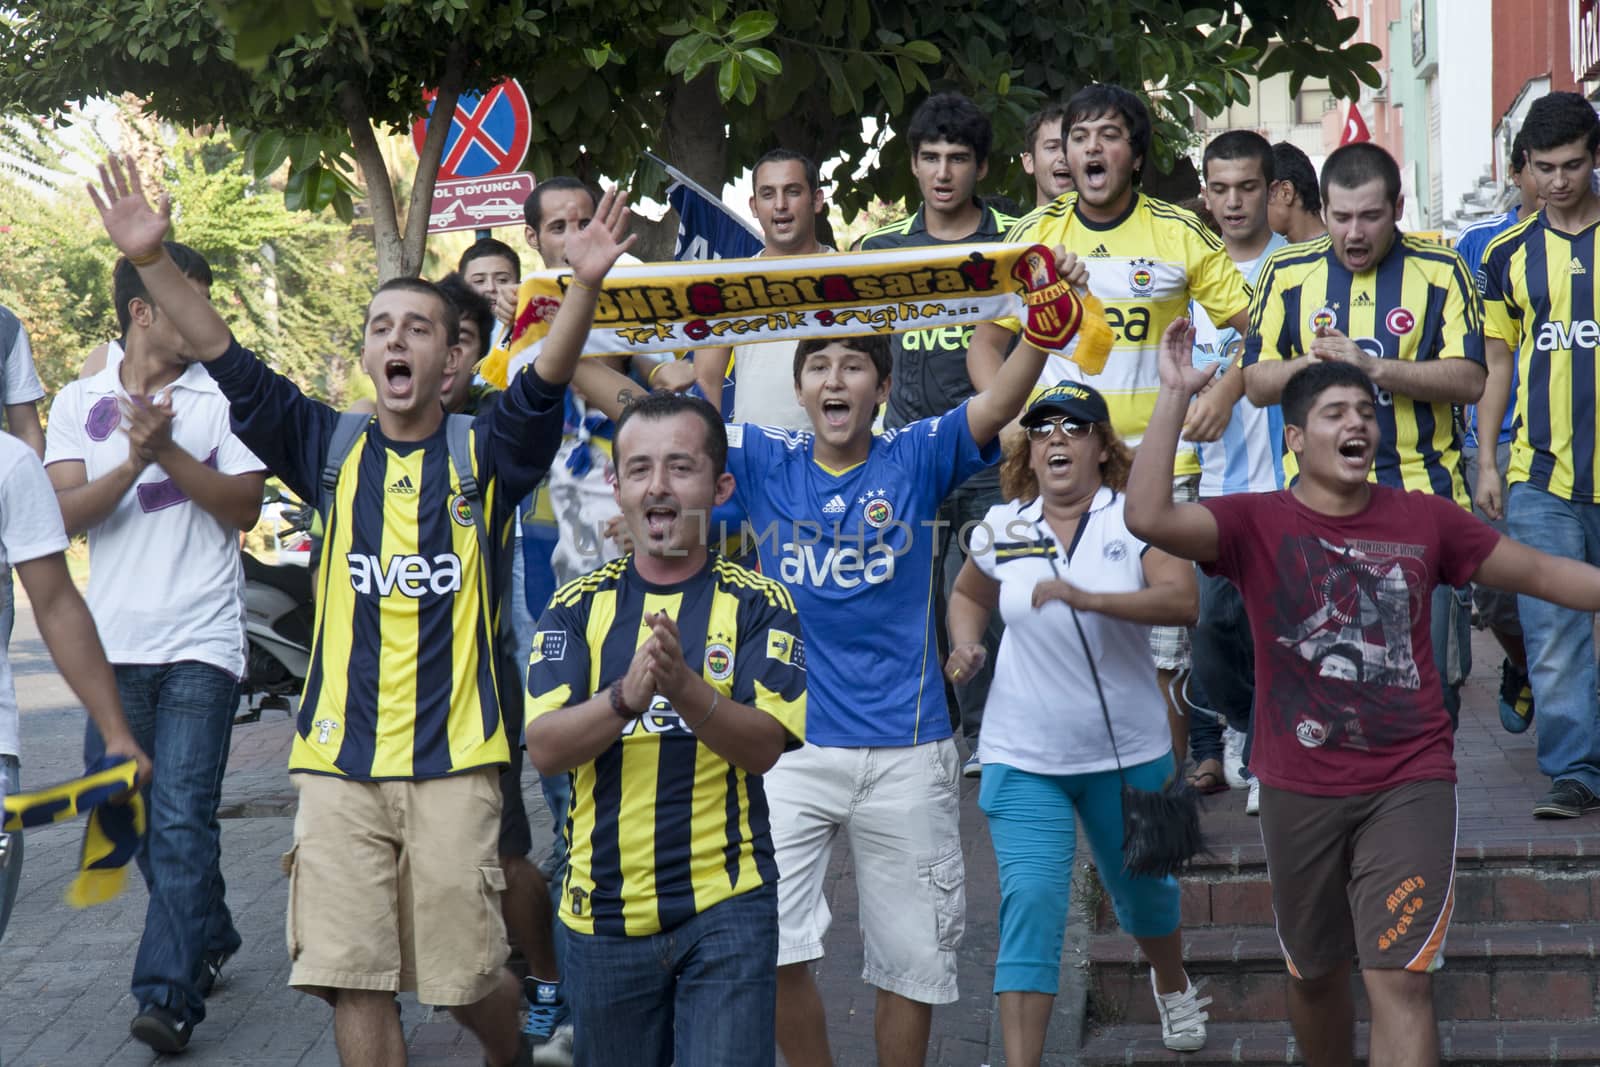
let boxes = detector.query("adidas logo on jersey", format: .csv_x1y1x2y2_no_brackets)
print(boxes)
387,474,416,495
822,494,847,515
1571,257,1588,276
1089,244,1111,257
1352,292,1374,307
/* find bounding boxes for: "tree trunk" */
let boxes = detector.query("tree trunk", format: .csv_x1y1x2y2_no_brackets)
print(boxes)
340,40,467,281
630,72,731,263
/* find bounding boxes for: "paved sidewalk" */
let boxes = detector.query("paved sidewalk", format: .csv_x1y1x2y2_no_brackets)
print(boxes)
3,594,1568,1066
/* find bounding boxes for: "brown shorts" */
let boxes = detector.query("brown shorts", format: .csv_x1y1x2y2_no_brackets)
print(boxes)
1258,779,1457,980
283,769,509,1006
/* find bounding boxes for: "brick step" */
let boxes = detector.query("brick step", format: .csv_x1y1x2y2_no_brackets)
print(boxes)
1088,922,1600,1025
1079,1019,1600,1064
1093,851,1600,932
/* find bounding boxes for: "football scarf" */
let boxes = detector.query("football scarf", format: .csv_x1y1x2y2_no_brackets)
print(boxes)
2,756,144,908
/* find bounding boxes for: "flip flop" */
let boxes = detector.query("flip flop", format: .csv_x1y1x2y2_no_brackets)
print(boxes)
1185,764,1229,795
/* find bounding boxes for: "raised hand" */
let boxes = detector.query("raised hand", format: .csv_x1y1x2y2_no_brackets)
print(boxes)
565,186,638,290
87,154,172,261
1157,317,1215,398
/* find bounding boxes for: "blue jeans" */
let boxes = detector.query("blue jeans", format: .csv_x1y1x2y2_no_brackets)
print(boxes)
85,662,241,1025
1188,571,1254,768
1507,482,1600,792
0,755,20,943
980,756,1181,994
1432,582,1471,730
564,882,778,1067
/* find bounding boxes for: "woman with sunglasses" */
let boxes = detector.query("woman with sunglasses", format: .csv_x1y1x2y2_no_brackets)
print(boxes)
944,380,1208,1061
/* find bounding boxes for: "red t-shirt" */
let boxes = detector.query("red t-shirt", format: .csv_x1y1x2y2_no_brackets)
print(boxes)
1200,486,1500,796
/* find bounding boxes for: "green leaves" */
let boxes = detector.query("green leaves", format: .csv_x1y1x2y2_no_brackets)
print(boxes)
663,8,784,103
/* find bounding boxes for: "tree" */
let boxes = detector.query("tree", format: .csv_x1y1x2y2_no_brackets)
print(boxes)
2,1,1377,275
0,111,375,401
2,0,545,280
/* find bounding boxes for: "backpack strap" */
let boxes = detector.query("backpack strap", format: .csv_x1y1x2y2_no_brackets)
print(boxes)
321,412,372,507
444,413,493,577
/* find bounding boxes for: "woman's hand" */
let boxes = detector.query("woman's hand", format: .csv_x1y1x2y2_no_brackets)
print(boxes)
1032,579,1095,612
944,642,987,684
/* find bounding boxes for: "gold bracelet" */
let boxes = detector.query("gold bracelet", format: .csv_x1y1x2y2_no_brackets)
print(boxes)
646,360,671,386
690,691,719,731
568,276,595,293
127,247,165,267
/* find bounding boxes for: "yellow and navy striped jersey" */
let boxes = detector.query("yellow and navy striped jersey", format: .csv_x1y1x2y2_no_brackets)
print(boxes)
997,192,1252,461
1480,211,1600,503
204,339,566,781
1244,233,1485,506
527,554,806,937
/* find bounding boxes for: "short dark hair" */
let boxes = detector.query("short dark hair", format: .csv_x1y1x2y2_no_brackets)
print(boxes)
1204,130,1275,185
752,148,821,195
793,334,893,388
1521,91,1600,156
1510,129,1530,174
433,272,494,357
613,390,729,477
906,92,992,161
1023,102,1067,157
1320,142,1401,206
458,237,521,280
523,176,598,229
114,241,213,333
1272,142,1321,215
1064,84,1151,184
365,277,460,347
1282,361,1375,428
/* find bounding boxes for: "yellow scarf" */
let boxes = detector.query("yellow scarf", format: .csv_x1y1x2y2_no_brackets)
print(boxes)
2,757,145,908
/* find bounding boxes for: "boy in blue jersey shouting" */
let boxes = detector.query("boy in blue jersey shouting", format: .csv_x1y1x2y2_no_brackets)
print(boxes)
88,154,635,1067
737,294,1084,1065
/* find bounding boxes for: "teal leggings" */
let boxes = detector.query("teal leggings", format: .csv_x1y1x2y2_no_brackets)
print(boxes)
979,755,1181,994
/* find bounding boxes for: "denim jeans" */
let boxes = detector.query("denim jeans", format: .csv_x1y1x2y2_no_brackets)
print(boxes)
564,883,778,1067
1432,582,1472,730
539,771,572,995
0,755,20,943
1507,482,1600,793
1189,569,1255,767
934,478,1005,744
85,661,241,1025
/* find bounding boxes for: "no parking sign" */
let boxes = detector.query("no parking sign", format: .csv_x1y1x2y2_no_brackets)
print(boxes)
411,79,532,180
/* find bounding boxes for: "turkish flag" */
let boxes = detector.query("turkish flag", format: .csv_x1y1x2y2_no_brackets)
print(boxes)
1340,103,1372,145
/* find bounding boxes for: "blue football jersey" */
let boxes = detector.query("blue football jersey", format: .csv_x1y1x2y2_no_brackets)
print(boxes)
726,403,999,747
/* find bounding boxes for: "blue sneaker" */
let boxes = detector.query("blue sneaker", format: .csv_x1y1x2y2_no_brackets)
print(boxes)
522,978,562,1042
962,752,982,778
1498,659,1535,734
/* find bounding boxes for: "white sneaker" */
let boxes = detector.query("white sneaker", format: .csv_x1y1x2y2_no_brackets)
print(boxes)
1245,778,1261,816
531,1023,574,1067
1150,969,1210,1052
1222,727,1248,789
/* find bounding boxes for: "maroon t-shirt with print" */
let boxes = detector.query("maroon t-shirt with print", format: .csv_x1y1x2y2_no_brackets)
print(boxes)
1199,486,1500,797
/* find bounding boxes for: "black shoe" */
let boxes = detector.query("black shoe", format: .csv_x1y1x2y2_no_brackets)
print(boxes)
196,949,232,998
130,1004,192,1053
1533,779,1600,819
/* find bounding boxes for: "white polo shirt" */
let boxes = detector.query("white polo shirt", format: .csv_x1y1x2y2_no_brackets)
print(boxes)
0,435,70,758
971,490,1171,776
44,359,264,679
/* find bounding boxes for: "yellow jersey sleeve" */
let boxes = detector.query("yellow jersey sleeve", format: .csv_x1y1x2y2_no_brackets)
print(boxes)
1480,231,1523,349
1186,227,1252,330
1242,250,1297,367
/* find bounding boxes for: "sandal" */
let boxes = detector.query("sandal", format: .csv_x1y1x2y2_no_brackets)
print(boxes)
1185,760,1229,795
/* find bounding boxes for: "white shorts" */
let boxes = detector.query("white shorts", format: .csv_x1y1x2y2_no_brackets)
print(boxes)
764,739,964,1004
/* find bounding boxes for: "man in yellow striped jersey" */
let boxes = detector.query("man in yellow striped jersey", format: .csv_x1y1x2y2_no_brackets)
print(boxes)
525,391,805,1067
966,83,1254,763
88,155,637,1067
1477,92,1600,819
1241,142,1487,728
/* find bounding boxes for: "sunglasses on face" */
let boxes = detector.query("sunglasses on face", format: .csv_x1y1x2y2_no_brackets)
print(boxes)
1025,417,1096,442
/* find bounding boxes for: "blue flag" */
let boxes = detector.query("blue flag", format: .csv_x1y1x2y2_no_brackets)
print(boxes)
668,178,763,262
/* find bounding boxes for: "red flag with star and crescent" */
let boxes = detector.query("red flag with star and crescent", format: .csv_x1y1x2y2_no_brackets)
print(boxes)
1340,103,1372,146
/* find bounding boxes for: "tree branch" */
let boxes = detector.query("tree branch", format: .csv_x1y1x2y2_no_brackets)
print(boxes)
401,38,471,278
338,83,404,282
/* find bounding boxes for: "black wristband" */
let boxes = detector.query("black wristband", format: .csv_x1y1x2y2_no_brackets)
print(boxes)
608,679,639,720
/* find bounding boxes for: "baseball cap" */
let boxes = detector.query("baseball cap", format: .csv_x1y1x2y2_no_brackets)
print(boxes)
1020,381,1110,427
